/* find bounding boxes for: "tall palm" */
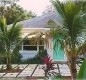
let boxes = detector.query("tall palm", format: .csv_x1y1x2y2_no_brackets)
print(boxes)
51,0,86,80
0,16,40,70
0,16,22,70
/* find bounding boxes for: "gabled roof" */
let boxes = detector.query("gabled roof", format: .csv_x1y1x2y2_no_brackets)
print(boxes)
20,12,62,28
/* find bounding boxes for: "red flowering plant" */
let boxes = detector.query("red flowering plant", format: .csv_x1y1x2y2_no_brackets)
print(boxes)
42,55,54,77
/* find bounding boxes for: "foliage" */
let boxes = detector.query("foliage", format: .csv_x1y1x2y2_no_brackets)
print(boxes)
0,0,19,5
37,49,48,59
45,75,63,80
21,49,48,64
51,0,86,80
77,60,86,80
0,52,22,64
0,54,6,64
43,56,52,67
0,16,22,70
11,52,22,64
22,56,42,64
0,3,36,24
42,55,54,77
43,56,61,78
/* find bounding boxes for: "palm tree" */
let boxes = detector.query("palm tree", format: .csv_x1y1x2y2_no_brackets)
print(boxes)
0,16,40,70
51,0,86,80
0,16,22,70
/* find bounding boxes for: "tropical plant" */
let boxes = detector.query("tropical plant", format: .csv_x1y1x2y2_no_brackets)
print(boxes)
77,60,86,80
42,55,61,78
51,0,86,80
0,16,22,70
42,55,53,77
21,49,48,64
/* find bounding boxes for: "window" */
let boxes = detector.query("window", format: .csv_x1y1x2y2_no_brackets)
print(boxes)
23,39,37,45
21,38,44,51
23,46,37,50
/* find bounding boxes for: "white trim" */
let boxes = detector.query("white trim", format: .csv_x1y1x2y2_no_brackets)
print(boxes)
23,28,50,30
20,39,45,51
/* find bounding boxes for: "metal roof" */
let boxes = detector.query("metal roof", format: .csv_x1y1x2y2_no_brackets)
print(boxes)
19,12,62,28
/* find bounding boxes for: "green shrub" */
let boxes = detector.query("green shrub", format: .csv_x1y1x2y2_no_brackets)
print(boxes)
11,52,22,64
0,52,22,64
0,56,6,64
21,49,48,64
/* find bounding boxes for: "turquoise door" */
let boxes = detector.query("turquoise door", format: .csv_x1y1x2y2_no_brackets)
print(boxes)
53,37,65,61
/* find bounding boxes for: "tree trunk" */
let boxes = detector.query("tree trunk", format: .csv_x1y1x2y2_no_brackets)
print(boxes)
69,57,77,80
7,64,12,70
6,53,12,70
64,42,77,80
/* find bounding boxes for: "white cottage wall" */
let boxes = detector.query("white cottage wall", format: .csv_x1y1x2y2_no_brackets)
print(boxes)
46,38,53,59
20,28,50,60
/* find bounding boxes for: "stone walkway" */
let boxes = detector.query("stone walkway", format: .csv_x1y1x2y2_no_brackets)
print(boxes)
0,64,80,78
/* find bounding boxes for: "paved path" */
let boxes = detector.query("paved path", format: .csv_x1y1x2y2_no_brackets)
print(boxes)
0,64,80,78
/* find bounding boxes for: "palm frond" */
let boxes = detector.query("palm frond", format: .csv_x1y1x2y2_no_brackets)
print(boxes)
63,2,81,38
12,31,38,53
8,24,22,42
0,16,7,33
52,0,86,46
8,15,23,41
81,1,86,13
51,0,65,19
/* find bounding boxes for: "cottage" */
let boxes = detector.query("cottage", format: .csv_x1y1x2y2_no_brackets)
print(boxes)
19,12,67,61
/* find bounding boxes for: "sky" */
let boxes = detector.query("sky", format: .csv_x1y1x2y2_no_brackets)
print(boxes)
17,0,51,16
